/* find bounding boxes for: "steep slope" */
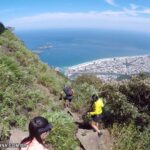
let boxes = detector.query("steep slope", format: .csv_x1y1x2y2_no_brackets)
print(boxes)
0,28,78,150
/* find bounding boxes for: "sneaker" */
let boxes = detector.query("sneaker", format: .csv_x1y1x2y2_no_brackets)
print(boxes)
98,132,102,137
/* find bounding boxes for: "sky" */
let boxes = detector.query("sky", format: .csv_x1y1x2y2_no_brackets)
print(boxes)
1,0,150,32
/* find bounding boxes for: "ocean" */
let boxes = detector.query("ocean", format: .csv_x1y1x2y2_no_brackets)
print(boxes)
15,29,150,68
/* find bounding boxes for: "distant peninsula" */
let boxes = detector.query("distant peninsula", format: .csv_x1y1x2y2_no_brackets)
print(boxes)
65,55,150,81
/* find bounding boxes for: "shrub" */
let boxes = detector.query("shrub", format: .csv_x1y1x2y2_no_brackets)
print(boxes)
112,123,150,150
75,74,102,89
0,22,5,34
72,82,98,113
42,111,78,150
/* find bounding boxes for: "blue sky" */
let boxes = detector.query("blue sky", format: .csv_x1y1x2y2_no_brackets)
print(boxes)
1,0,150,32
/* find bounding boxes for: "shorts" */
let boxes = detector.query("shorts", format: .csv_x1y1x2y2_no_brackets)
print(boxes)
64,95,73,102
91,115,103,122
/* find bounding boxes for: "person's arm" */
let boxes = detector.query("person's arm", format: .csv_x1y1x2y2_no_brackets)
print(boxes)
89,102,97,116
59,91,64,100
72,89,74,95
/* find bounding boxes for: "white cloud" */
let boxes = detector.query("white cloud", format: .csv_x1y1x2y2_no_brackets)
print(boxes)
6,11,150,32
123,8,138,16
105,0,117,6
142,9,150,14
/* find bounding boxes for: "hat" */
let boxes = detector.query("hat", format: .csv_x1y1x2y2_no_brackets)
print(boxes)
38,123,53,134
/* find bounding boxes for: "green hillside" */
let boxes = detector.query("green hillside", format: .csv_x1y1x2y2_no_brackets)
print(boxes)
0,26,78,150
0,24,150,150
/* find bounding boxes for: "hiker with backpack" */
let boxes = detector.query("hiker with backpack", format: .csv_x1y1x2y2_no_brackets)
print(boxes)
19,116,52,150
87,94,104,136
60,85,74,108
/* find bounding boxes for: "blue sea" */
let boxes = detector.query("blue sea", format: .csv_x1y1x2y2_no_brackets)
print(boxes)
15,29,150,68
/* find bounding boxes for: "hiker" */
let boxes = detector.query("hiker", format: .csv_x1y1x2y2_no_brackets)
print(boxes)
60,85,74,108
19,116,52,150
87,94,104,136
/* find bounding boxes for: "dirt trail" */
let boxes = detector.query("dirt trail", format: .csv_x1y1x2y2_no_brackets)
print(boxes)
65,108,112,150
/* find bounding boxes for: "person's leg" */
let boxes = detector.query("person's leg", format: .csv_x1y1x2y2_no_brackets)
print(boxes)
68,98,72,108
90,116,102,136
63,96,69,108
66,100,69,107
96,122,100,129
90,120,101,133
64,100,68,108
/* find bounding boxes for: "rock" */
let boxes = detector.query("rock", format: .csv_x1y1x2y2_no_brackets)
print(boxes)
76,129,100,150
99,130,112,150
6,128,28,150
76,129,111,150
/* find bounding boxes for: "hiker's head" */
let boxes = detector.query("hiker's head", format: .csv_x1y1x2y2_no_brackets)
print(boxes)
91,94,98,102
28,116,52,142
64,82,71,88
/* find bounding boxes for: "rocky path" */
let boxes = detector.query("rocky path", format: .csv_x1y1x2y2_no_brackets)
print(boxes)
65,108,112,150
7,107,111,150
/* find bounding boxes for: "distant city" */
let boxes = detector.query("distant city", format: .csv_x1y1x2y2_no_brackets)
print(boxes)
65,55,150,81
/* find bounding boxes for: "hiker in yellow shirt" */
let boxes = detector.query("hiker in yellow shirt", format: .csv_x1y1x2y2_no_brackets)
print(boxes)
88,94,104,136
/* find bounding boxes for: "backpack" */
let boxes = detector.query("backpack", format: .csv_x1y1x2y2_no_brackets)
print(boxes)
63,87,73,96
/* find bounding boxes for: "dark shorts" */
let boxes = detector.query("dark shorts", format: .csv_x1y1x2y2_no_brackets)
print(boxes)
64,95,73,102
91,115,103,122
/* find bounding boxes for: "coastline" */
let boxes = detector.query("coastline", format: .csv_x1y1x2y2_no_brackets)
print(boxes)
67,54,150,69
65,54,150,81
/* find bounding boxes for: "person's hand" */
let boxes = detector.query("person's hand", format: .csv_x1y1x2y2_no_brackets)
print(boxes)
87,112,91,117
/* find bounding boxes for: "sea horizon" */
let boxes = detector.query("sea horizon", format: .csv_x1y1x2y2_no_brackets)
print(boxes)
15,28,150,68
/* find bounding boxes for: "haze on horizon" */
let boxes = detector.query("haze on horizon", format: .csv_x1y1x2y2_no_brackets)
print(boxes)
1,0,150,32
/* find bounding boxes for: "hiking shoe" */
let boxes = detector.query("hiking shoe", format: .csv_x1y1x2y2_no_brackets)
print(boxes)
98,132,103,137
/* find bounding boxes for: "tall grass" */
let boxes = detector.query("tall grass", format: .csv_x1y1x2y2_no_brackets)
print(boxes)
112,123,150,150
43,111,78,150
0,29,79,150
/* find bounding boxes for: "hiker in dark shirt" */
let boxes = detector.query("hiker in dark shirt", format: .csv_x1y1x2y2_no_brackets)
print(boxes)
60,86,74,108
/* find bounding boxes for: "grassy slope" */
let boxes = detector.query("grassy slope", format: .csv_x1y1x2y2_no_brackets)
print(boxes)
0,29,78,150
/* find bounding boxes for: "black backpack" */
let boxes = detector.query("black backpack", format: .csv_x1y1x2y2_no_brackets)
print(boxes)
63,87,73,96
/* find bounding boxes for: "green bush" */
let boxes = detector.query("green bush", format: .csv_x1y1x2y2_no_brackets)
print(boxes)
75,74,102,89
119,76,150,129
42,111,78,150
112,123,150,150
72,82,98,113
0,22,5,34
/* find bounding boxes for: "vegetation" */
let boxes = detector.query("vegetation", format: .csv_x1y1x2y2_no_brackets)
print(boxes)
72,74,150,150
0,29,77,149
0,22,5,34
0,27,149,150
